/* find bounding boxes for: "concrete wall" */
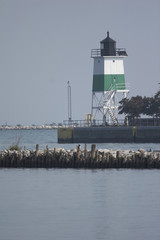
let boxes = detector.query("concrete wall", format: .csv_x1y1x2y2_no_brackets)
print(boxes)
58,126,160,143
73,127,133,143
135,126,160,143
58,127,73,143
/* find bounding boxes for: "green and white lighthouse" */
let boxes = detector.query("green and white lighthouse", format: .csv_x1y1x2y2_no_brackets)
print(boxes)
91,32,129,125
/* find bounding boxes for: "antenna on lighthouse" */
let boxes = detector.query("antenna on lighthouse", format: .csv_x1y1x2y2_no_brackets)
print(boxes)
67,81,72,122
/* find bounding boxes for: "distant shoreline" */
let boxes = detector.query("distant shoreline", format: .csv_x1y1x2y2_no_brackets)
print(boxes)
0,125,58,130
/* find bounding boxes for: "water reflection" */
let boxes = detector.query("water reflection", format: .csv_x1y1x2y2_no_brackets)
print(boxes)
0,169,160,240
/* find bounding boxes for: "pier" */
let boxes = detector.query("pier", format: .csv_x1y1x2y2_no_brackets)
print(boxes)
58,126,160,143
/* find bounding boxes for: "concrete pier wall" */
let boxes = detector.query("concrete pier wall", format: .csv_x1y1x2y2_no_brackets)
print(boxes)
58,126,160,143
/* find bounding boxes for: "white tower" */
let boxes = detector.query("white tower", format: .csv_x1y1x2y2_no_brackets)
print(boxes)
91,32,129,125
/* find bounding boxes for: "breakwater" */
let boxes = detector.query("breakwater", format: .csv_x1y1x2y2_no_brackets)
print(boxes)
0,125,57,130
0,144,160,169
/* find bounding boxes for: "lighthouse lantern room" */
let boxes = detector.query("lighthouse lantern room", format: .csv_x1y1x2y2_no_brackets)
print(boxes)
91,32,129,125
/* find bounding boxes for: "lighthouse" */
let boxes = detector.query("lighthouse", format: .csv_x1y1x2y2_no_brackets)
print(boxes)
91,32,129,125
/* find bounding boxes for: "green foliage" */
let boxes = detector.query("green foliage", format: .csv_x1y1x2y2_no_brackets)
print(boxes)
8,136,21,151
9,144,21,151
119,96,143,119
119,90,160,119
152,91,160,118
142,97,153,116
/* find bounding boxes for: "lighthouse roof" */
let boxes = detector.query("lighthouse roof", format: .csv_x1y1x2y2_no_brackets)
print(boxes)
100,31,116,43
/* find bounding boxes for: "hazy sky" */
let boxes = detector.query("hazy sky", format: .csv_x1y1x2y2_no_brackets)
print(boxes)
0,0,160,125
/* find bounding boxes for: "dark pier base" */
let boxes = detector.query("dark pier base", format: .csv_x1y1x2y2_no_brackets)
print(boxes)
58,126,160,143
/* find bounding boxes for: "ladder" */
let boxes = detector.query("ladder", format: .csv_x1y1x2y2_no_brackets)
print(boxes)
107,106,119,125
103,84,119,125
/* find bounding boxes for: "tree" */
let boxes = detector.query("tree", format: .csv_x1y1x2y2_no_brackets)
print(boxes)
119,90,160,119
143,91,160,118
151,90,160,118
142,96,154,117
118,96,143,119
118,98,129,115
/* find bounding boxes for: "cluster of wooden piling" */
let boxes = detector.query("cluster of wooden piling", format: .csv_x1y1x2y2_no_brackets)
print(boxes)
0,144,160,169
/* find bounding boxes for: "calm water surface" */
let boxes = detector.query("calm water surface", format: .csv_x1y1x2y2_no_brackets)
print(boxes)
0,129,160,240
0,169,160,240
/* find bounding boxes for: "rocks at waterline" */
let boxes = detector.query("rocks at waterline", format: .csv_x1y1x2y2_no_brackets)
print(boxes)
0,145,160,169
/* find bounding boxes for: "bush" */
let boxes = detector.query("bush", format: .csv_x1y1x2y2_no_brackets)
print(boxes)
8,136,21,151
9,144,21,151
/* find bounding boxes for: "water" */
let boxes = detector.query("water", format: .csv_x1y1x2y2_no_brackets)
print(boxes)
0,128,160,151
0,129,160,240
0,169,160,240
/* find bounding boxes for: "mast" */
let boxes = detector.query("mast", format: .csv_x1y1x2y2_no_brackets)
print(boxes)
67,81,72,122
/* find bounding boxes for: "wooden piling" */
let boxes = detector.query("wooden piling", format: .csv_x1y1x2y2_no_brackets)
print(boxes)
84,144,87,158
91,144,96,161
36,144,39,157
76,145,81,167
0,145,160,169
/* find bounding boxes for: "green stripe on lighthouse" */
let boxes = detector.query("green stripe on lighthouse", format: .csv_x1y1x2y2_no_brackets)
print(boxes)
92,75,104,91
93,74,125,92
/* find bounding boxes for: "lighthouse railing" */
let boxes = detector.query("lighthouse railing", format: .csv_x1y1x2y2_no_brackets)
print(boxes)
63,119,125,127
91,49,101,57
62,118,160,127
91,48,127,57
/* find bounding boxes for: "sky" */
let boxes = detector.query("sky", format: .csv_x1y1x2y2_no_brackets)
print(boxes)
0,0,160,125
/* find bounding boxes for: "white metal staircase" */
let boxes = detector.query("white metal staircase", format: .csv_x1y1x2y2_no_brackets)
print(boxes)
107,106,119,125
91,83,129,126
103,84,119,125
